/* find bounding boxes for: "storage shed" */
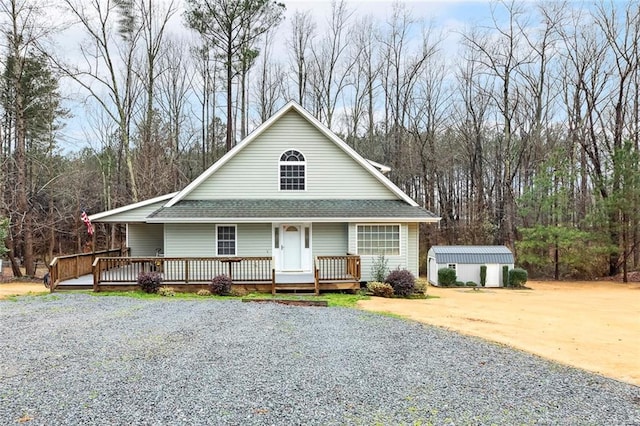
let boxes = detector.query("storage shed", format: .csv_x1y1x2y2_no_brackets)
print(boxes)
427,246,514,287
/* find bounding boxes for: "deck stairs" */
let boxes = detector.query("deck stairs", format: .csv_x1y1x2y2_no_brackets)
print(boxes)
272,272,317,294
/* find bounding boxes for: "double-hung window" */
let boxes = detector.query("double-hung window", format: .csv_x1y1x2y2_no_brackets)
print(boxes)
279,150,305,191
356,224,400,256
216,225,236,256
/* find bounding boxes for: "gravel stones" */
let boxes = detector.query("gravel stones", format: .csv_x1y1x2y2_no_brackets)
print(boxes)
1,293,639,425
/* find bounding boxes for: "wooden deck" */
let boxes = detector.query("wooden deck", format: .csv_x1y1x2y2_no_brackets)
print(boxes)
51,254,361,295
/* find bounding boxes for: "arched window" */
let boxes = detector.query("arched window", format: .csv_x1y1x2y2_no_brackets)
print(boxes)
279,149,306,190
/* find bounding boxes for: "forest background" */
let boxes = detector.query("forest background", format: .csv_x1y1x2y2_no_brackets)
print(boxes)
1,0,638,281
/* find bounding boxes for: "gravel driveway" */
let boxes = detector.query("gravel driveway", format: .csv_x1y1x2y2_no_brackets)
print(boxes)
1,294,638,425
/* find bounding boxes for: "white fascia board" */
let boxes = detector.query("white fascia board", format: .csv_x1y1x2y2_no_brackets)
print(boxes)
366,159,392,174
89,192,178,221
147,217,441,224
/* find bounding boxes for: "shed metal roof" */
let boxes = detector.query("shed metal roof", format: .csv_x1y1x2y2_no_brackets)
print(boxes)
147,199,439,223
429,245,514,264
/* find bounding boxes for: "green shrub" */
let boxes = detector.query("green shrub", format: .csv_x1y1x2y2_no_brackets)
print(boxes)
480,265,487,287
455,281,465,287
367,281,394,298
385,268,415,297
465,281,477,287
157,286,176,297
371,255,389,282
414,277,428,295
197,289,211,297
209,274,232,295
502,265,509,287
438,267,457,286
509,268,528,288
229,288,247,297
137,271,163,294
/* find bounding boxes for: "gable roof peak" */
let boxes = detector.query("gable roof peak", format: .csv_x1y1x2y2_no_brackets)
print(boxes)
166,101,417,207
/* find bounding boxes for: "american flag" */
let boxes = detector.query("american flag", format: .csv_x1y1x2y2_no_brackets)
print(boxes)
81,210,94,236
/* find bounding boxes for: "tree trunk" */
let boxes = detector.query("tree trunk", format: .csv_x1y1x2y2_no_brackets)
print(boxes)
6,238,21,277
226,41,233,152
11,30,34,276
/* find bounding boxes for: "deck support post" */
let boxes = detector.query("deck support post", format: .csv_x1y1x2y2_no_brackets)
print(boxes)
271,269,276,295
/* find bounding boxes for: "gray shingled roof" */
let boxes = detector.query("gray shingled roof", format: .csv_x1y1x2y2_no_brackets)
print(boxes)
147,199,438,221
430,246,514,264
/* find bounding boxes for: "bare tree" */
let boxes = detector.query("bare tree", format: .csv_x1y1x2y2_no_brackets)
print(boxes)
254,29,285,122
308,0,355,128
343,15,380,151
287,10,315,106
0,0,53,276
409,56,451,214
378,1,439,180
592,1,640,279
189,40,220,171
460,0,533,248
56,0,143,202
129,0,177,166
157,37,195,189
184,0,285,151
455,39,493,240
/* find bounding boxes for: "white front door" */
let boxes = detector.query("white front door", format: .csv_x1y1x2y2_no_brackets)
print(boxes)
282,225,302,270
485,264,500,287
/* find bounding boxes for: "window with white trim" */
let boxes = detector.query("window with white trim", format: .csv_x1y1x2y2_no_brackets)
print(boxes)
356,224,400,256
279,150,305,190
447,263,456,271
216,225,236,256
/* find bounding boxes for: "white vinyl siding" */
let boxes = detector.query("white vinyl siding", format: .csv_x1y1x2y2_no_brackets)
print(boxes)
407,223,419,277
127,223,164,257
164,224,216,257
185,110,398,200
164,223,272,257
238,224,272,256
312,223,348,256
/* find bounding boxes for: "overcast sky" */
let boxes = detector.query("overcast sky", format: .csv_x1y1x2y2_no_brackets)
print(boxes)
57,0,566,151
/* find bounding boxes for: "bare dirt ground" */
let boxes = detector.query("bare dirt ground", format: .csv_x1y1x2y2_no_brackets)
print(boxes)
0,282,49,299
0,265,49,299
358,280,640,387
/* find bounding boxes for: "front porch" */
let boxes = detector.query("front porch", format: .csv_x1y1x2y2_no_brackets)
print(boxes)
49,253,361,295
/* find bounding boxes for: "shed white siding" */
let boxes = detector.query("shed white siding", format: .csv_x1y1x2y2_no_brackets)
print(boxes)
427,246,514,286
185,110,398,200
453,264,483,284
128,224,163,257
